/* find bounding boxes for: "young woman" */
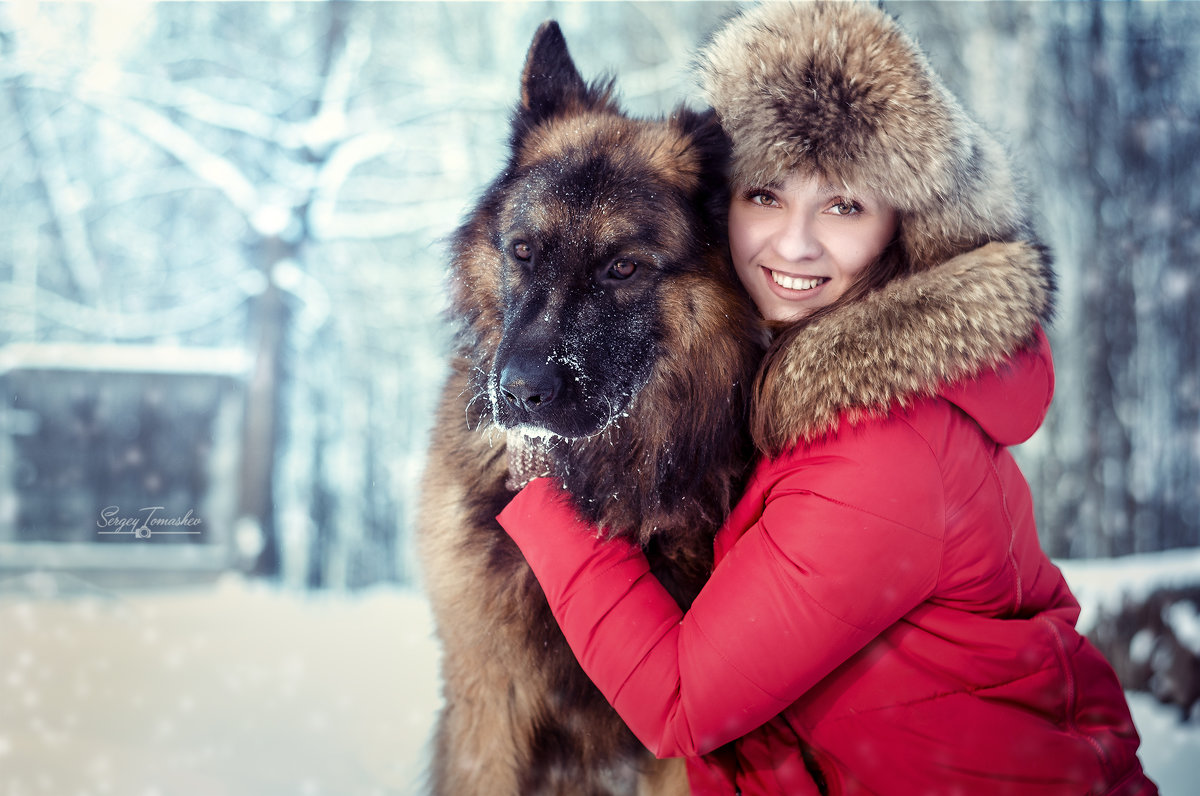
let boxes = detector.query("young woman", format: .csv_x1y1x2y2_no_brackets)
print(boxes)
497,3,1156,794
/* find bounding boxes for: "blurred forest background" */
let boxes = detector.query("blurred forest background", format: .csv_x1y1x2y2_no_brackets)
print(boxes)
0,0,1197,590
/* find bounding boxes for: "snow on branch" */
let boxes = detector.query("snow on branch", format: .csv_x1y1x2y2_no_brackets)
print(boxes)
12,80,103,301
0,274,264,340
1058,548,1200,635
71,91,260,220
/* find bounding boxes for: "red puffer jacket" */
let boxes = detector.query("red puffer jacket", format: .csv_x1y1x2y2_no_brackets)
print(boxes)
498,329,1156,795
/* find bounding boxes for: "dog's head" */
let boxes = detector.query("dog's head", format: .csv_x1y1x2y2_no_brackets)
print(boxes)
455,22,734,438
450,22,762,537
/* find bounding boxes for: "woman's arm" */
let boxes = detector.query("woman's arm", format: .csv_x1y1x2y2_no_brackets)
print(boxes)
496,438,944,758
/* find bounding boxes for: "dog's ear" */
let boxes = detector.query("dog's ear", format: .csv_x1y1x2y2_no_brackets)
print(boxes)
671,106,733,222
519,21,588,126
671,107,729,163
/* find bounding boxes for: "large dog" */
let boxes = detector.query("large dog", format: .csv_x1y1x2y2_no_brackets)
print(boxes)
418,22,763,795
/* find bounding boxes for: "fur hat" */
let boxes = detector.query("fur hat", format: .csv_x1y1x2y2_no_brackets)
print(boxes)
698,0,1028,272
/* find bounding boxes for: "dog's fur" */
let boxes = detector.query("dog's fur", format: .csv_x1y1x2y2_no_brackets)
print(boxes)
418,22,763,795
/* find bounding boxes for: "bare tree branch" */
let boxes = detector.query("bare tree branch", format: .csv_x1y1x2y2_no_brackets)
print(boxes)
0,274,263,339
11,80,103,301
72,90,261,219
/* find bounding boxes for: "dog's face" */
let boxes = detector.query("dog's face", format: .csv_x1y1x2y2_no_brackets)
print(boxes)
478,23,730,440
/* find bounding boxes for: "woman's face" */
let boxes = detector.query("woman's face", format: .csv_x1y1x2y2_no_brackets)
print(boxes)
728,172,898,323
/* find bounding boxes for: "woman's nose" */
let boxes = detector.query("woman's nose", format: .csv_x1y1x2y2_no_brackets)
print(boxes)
772,213,822,261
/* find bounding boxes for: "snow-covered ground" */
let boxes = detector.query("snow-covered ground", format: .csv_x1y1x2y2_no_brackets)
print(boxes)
0,574,440,796
1,555,1196,795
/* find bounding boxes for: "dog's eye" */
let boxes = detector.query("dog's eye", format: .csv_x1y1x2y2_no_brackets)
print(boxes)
607,259,637,280
513,241,532,261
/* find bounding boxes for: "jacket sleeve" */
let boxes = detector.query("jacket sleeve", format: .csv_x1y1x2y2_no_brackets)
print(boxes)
495,429,945,759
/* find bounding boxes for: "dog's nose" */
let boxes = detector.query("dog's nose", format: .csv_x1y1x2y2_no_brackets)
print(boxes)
499,364,562,412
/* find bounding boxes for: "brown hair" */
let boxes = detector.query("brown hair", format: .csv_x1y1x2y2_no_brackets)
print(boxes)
750,228,911,453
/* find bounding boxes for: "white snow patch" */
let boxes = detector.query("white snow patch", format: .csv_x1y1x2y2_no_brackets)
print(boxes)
0,574,441,796
1164,600,1200,656
1125,691,1200,793
510,424,563,441
1056,547,1200,635
1131,627,1157,666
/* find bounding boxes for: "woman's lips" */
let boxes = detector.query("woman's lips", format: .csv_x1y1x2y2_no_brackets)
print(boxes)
763,266,830,298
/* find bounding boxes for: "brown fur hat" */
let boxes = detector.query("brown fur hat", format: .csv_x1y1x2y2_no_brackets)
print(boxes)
697,0,1028,272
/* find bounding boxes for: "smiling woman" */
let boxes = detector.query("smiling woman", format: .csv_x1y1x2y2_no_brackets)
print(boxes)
728,172,899,323
496,3,1158,794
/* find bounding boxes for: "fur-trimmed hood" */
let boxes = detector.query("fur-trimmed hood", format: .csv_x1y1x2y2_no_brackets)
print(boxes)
697,1,1055,453
753,240,1054,452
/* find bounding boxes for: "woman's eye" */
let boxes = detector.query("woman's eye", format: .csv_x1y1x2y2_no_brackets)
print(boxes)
747,191,778,207
513,241,532,261
829,200,863,216
607,259,637,280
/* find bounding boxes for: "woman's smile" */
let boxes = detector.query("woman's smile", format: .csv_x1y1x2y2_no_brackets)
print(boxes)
728,172,898,323
763,271,830,292
765,268,831,295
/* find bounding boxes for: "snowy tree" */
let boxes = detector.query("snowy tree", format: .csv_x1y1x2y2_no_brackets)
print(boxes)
0,1,1196,588
0,1,740,587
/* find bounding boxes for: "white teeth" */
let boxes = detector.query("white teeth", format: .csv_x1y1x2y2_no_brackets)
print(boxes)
771,271,825,291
